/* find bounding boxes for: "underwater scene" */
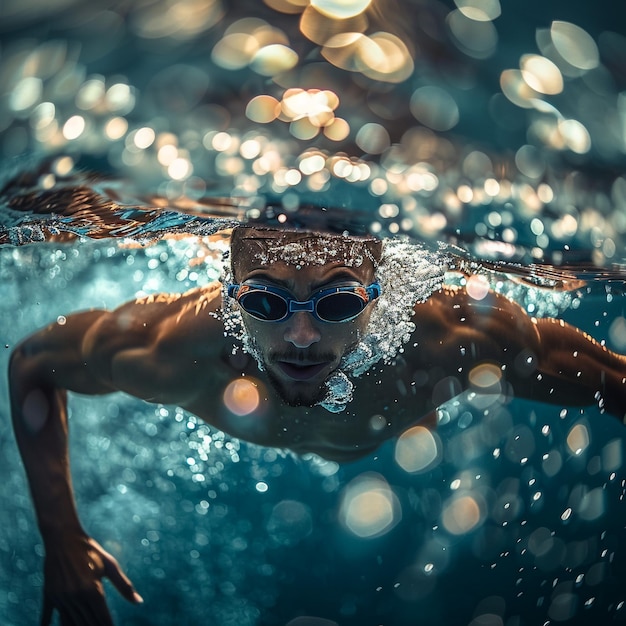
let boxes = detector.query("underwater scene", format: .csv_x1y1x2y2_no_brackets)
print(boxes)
2,1,626,625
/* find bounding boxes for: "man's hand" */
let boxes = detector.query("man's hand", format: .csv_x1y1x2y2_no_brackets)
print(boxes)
40,534,142,626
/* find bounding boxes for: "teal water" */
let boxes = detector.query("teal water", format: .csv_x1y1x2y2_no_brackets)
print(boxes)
1,233,626,625
2,1,626,624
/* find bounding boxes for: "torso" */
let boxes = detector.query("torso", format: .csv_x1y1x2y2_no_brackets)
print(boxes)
101,266,593,462
183,322,439,462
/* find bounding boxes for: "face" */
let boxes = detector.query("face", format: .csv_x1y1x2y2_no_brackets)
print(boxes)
236,259,377,407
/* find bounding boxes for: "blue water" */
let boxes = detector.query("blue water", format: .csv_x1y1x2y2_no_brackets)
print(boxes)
2,1,626,624
1,236,626,626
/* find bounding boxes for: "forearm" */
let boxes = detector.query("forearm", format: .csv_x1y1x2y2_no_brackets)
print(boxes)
9,348,84,540
8,313,144,619
9,311,111,540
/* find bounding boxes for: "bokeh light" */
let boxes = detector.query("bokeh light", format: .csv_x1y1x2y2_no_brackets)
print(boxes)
394,426,441,473
441,494,484,535
566,423,590,456
311,0,372,20
466,274,490,300
339,473,400,538
410,86,459,132
1,0,623,260
548,21,600,73
447,9,498,59
223,378,261,416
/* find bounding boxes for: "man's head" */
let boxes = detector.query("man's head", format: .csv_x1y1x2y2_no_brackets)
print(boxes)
228,226,383,407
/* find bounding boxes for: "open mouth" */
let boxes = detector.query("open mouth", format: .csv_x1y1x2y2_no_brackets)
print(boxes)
276,361,329,381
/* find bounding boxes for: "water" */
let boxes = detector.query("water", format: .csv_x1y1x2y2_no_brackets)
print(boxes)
2,192,626,626
2,1,626,625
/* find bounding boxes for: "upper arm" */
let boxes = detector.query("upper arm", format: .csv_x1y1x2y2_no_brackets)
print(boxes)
83,283,226,404
412,287,626,412
11,282,226,405
10,309,115,400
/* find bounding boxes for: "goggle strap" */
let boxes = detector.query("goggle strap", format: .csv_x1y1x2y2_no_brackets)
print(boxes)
226,284,239,298
366,283,382,300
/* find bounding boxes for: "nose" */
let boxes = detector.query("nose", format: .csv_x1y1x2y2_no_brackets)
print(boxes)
283,312,322,348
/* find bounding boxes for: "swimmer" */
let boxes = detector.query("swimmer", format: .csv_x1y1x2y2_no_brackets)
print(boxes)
9,225,626,625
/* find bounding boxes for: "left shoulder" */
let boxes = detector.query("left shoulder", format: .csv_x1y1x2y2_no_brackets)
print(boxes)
415,284,530,323
408,284,541,365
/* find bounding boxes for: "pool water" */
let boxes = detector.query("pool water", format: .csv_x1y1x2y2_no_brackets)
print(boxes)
1,232,626,626
2,1,626,624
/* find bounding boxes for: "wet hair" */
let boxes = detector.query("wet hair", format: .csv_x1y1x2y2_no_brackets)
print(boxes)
230,225,383,282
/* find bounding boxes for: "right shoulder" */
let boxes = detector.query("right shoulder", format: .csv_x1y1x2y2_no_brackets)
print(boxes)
86,281,224,343
82,282,230,401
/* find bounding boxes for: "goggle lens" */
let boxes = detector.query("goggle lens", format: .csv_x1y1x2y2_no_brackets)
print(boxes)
238,291,288,321
316,292,365,322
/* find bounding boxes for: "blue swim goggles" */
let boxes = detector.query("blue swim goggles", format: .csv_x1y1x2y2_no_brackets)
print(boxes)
227,281,382,323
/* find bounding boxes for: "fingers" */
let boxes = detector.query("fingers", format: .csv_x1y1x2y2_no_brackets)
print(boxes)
40,538,144,626
101,550,144,605
86,539,143,605
44,588,116,626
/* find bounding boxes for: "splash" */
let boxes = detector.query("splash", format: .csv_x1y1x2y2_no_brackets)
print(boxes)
319,239,449,411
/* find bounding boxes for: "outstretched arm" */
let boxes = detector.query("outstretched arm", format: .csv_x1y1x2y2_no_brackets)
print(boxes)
9,311,143,625
9,282,226,625
416,287,626,419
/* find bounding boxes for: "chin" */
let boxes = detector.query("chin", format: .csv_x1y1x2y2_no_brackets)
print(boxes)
266,370,327,407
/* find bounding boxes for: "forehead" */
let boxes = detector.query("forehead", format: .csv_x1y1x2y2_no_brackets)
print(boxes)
231,229,379,281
